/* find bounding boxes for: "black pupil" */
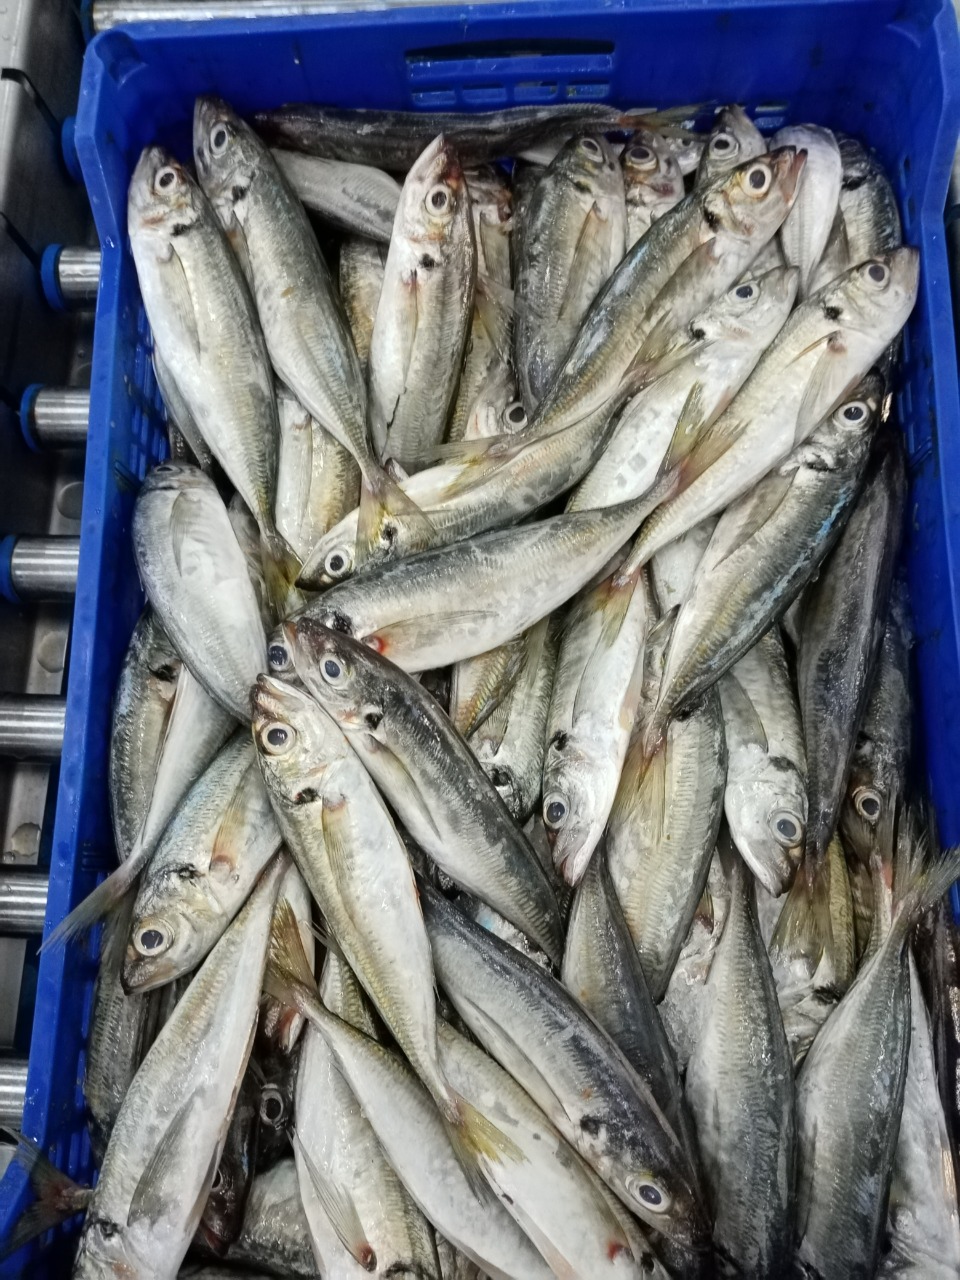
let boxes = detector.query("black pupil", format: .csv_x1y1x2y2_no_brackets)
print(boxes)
868,263,886,282
639,1186,662,1206
267,726,288,747
862,796,880,817
141,928,164,950
268,644,288,668
714,136,731,151
263,1094,283,1123
735,285,752,298
845,405,864,421
324,659,340,679
546,801,565,824
777,818,796,838
431,190,447,209
749,168,766,189
214,128,227,148
632,147,651,161
328,554,345,572
508,406,525,423
158,170,174,188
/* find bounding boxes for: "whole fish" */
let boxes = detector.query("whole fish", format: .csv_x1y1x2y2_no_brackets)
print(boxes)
649,518,716,614
773,123,842,297
837,133,903,262
695,104,765,187
224,1158,317,1277
123,734,283,991
197,1068,260,1255
685,848,796,1277
275,619,563,961
193,96,419,567
568,266,798,512
339,236,385,376
619,248,918,575
128,146,292,607
879,955,960,1277
436,1018,664,1279
798,433,906,873
420,884,710,1256
719,628,807,896
562,847,694,1164
251,675,465,1129
769,831,857,1064
275,383,360,564
259,862,315,1054
840,576,912,865
271,148,400,242
465,164,513,287
607,678,727,1002
71,858,284,1280
622,131,685,248
252,101,663,170
369,136,477,469
108,609,181,863
294,951,440,1277
267,901,555,1280
646,378,880,738
132,464,267,722
470,617,560,822
794,852,960,1279
514,134,626,411
447,276,514,445
541,566,652,885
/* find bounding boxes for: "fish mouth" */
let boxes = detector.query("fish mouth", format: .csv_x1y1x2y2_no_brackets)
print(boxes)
437,136,464,188
253,671,303,724
121,950,180,994
767,144,807,201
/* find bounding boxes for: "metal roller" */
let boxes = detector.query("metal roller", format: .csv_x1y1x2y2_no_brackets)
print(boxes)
0,697,66,760
0,1060,28,1129
19,387,89,451
0,537,80,604
40,246,102,310
90,0,443,30
0,872,48,936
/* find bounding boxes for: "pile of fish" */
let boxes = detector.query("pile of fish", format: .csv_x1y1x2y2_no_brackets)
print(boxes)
4,96,959,1280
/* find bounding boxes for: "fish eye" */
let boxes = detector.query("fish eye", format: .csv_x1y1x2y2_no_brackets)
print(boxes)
260,1086,285,1127
504,401,527,429
711,132,736,155
260,721,295,754
324,548,352,580
543,794,568,829
210,1167,224,1193
746,163,771,192
134,923,172,956
155,166,178,192
626,143,656,169
866,262,889,285
268,643,292,672
322,657,343,683
626,1175,671,1213
426,184,452,215
210,124,229,154
854,786,882,822
734,283,755,299
771,810,804,847
840,400,868,423
153,463,177,474
580,136,602,158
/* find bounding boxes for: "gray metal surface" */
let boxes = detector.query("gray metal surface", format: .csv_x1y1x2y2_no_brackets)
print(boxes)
90,0,498,28
56,247,101,307
0,696,66,760
27,386,89,447
0,870,47,934
9,537,79,600
0,1058,27,1128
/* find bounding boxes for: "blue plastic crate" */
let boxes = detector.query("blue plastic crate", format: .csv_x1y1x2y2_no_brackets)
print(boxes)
2,0,959,1272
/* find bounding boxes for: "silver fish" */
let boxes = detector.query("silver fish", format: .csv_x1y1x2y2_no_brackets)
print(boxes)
277,619,563,962
773,123,842,298
369,136,477,469
464,164,513,287
837,133,903,263
685,849,796,1277
72,858,285,1280
695,104,766,187
153,347,214,472
448,275,515,445
339,236,386,376
271,148,401,242
622,131,685,248
649,518,717,614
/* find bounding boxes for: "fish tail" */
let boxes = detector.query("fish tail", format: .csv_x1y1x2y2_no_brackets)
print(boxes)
0,1129,92,1259
355,466,437,569
260,526,302,619
771,849,831,963
39,846,146,953
264,898,322,1015
892,842,960,940
442,1093,525,1201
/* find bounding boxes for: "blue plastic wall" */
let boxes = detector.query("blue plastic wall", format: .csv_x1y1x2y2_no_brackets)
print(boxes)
1,1,958,1272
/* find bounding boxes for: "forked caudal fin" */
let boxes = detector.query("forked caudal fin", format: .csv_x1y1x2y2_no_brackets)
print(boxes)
261,526,303,620
0,1129,92,1259
355,468,437,569
40,844,146,953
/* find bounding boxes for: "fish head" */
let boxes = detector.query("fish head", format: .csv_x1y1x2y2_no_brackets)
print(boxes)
122,863,229,992
251,672,345,803
298,520,357,586
193,94,261,216
835,246,919,338
398,134,469,245
553,132,621,196
726,755,808,896
704,146,806,250
697,264,799,347
541,746,606,887
697,103,766,184
594,1135,711,1255
622,130,685,205
72,1214,141,1278
140,460,214,498
280,617,389,734
128,145,203,245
